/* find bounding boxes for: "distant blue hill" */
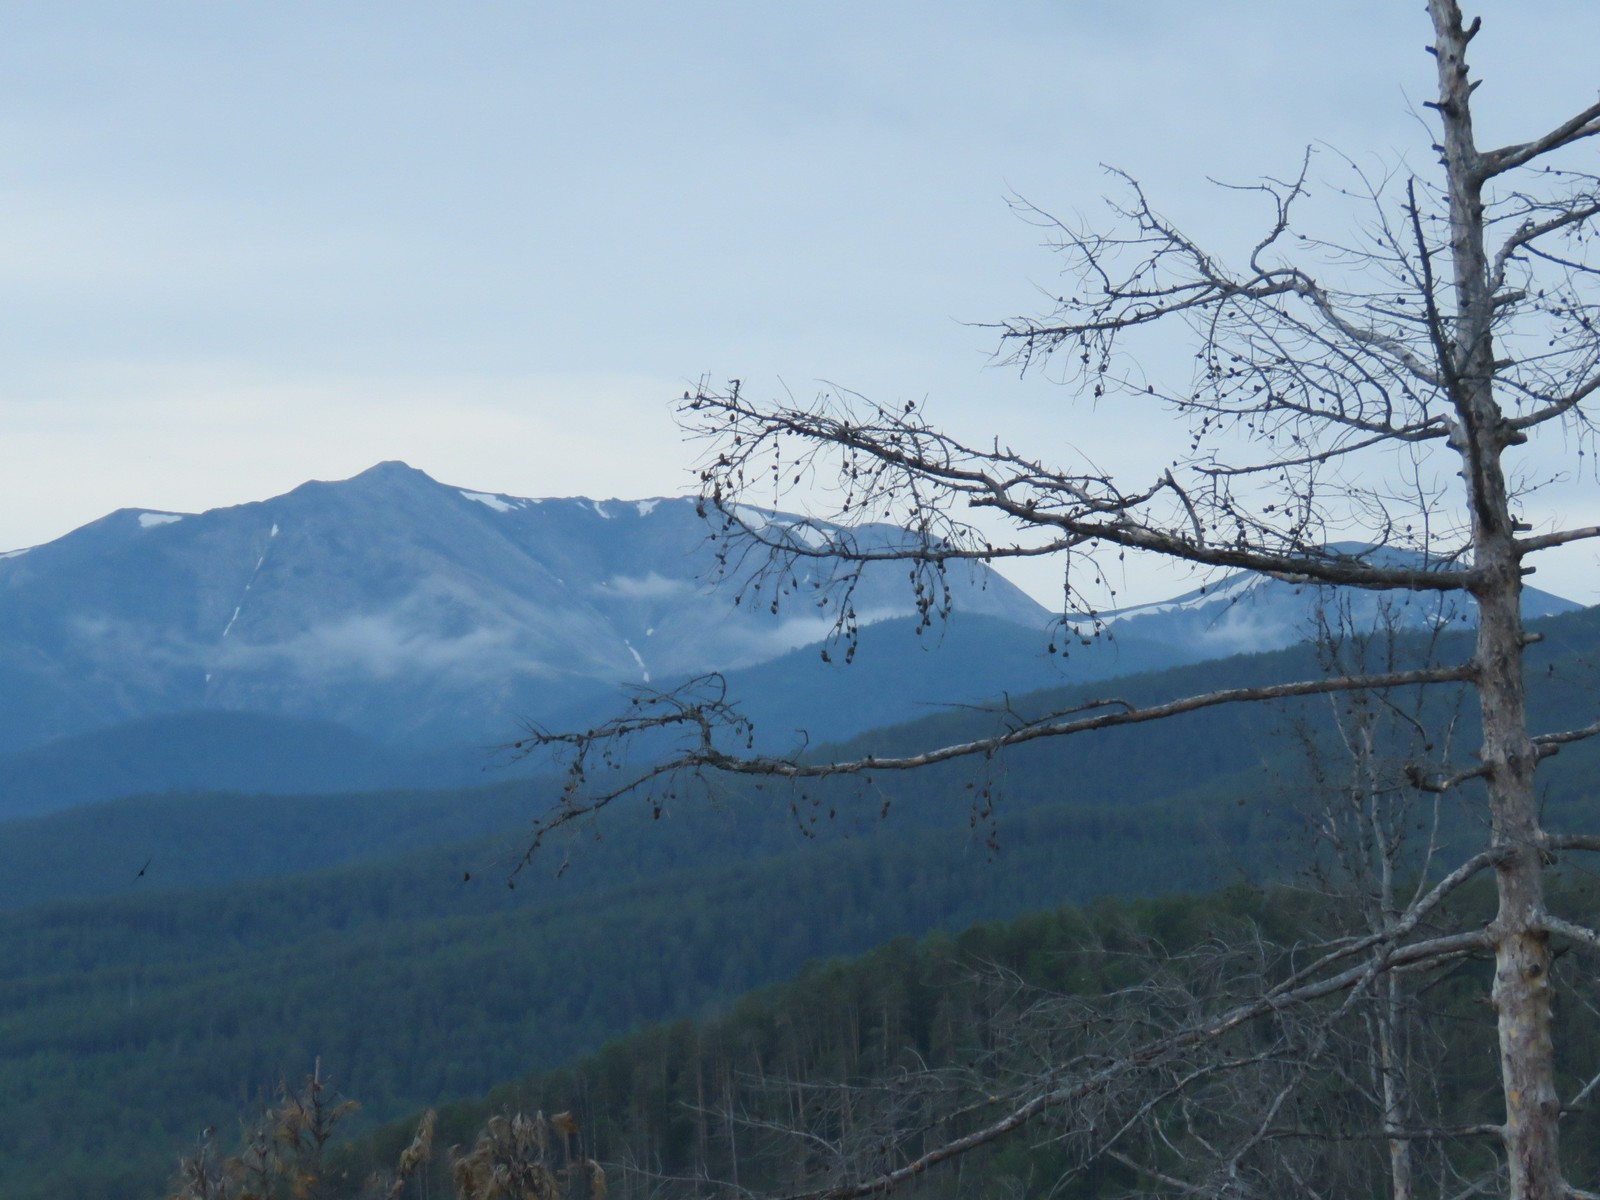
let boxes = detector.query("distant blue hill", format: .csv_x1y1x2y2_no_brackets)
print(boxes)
0,462,1046,757
0,465,1585,815
0,709,492,822
1094,541,1579,657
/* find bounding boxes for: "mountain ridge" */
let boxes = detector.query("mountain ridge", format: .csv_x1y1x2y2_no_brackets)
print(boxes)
0,463,1586,812
0,462,1049,756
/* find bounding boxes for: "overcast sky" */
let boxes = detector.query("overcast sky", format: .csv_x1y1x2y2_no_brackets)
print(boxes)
4,2,1598,605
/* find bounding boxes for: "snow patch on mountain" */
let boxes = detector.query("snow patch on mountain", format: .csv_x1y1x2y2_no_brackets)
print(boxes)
624,639,650,682
1103,571,1257,623
459,490,521,513
722,505,853,552
138,512,184,528
781,522,830,550
728,504,771,531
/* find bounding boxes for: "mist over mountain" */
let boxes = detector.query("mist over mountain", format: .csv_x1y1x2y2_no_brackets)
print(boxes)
0,464,1583,814
1094,541,1579,660
0,462,1047,757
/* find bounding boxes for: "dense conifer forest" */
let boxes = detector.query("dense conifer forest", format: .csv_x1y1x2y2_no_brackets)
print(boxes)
0,609,1595,1196
211,881,1600,1198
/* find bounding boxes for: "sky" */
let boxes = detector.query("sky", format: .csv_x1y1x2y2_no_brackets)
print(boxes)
4,2,1599,606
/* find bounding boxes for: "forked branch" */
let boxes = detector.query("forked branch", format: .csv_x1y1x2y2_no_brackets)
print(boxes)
518,664,1476,845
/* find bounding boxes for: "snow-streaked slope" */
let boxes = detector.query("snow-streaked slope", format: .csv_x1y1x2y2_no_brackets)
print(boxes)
0,465,1584,763
1095,543,1579,661
0,462,1048,753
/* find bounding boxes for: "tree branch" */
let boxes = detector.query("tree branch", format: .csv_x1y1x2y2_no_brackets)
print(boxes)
1479,101,1600,179
1517,524,1600,554
1544,832,1600,855
1533,719,1600,755
692,667,1476,781
1545,914,1600,957
778,929,1490,1200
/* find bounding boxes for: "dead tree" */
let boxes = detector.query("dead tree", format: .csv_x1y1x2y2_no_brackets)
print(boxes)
1288,607,1479,1200
525,4,1600,1198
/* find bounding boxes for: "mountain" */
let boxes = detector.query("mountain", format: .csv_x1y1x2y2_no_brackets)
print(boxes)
1092,542,1581,660
0,462,1047,756
0,467,1587,814
0,710,495,823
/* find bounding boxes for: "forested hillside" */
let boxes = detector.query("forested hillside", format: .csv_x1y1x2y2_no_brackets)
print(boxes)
0,786,1259,1198
1,605,1597,1197
277,880,1600,1198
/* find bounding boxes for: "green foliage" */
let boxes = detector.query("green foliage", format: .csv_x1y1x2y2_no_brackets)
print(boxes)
334,877,1600,1199
0,779,540,911
0,795,1254,1199
1,606,1596,1196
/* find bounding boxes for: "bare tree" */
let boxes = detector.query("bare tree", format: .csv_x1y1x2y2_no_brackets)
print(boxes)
525,4,1600,1198
1288,608,1480,1200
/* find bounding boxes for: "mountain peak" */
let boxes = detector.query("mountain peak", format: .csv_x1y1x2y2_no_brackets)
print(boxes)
347,461,440,485
0,465,1049,754
285,461,448,504
359,459,426,474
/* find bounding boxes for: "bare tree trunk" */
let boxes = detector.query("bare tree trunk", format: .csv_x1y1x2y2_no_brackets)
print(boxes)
1478,548,1558,1197
1429,3,1562,1193
1379,968,1416,1200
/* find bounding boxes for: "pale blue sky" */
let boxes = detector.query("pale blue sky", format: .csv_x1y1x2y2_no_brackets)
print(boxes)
4,2,1598,604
